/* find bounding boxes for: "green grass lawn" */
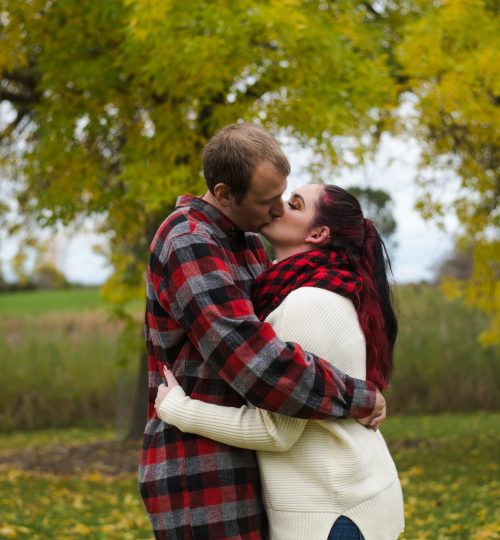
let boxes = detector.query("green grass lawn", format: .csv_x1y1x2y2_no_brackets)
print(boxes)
0,288,104,316
0,471,151,539
383,413,500,539
0,414,498,539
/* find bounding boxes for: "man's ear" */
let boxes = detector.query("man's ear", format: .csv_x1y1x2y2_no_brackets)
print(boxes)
212,183,234,207
305,226,330,245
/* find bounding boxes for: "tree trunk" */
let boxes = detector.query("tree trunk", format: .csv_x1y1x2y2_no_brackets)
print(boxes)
125,210,173,440
125,348,149,440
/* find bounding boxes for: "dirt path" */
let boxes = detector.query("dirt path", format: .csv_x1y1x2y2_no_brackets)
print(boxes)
0,440,141,476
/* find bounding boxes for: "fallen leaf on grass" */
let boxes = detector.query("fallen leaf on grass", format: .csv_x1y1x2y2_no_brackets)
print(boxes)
68,523,91,536
0,525,31,538
473,523,500,539
0,526,16,538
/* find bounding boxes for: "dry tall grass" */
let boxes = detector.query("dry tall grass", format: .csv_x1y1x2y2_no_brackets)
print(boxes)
0,284,498,430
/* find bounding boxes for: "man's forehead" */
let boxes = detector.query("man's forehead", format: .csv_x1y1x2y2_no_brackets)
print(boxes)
250,181,286,199
249,170,287,197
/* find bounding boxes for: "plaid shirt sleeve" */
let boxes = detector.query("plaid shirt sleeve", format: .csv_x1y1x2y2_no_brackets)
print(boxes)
151,232,376,419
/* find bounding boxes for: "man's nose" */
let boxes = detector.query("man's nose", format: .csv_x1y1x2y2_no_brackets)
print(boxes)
271,199,285,217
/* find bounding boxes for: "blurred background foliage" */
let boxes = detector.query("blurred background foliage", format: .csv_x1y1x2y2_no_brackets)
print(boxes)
0,284,497,432
0,1,498,436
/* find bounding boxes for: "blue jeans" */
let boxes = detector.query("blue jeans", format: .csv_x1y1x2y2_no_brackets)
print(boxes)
328,516,365,540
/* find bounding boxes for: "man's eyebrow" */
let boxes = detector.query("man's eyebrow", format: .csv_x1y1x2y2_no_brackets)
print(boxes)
291,192,306,208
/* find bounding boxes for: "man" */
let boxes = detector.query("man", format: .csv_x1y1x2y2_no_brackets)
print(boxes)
140,123,385,539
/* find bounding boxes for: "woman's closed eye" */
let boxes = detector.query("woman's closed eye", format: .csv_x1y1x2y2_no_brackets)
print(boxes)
288,201,298,210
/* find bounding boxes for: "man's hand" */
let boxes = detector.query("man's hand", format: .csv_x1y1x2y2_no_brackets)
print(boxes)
154,367,181,416
357,390,386,431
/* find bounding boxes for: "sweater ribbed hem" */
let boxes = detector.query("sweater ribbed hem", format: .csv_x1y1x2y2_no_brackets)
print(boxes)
344,478,405,540
265,479,404,540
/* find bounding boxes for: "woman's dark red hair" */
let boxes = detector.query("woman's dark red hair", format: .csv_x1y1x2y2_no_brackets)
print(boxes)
312,185,398,390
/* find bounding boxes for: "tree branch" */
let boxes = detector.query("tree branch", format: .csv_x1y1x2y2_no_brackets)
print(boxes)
4,69,38,89
0,89,36,105
360,2,383,18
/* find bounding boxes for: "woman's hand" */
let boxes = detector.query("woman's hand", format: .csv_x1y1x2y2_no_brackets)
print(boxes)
154,366,181,416
357,390,386,431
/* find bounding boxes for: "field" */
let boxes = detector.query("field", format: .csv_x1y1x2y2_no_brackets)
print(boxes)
0,285,498,431
0,289,140,431
0,414,499,539
385,284,499,414
0,286,499,538
0,288,105,316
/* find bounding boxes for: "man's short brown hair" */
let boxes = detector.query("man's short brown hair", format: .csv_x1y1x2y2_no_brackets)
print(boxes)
202,123,290,203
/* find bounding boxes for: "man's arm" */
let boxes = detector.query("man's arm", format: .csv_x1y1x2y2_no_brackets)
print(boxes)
150,232,377,420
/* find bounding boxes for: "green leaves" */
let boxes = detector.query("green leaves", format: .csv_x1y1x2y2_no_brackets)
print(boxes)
396,0,499,344
0,0,498,341
0,0,397,309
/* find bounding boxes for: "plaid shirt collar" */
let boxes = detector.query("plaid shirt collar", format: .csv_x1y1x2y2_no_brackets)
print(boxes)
176,195,244,240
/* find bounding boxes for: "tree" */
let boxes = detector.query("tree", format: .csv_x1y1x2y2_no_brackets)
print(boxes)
29,236,69,289
0,267,7,291
30,262,68,289
1,1,497,436
395,0,499,345
434,248,473,283
0,1,398,437
347,186,397,250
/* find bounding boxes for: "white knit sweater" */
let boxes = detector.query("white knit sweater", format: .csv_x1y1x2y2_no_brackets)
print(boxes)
159,286,405,539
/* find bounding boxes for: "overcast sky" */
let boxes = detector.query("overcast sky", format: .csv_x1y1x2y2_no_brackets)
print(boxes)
1,132,458,286
284,133,457,284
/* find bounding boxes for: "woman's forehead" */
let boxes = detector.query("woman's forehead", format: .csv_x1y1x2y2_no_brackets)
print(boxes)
293,183,324,200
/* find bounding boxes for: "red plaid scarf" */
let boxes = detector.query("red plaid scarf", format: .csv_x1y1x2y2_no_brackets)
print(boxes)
252,249,363,321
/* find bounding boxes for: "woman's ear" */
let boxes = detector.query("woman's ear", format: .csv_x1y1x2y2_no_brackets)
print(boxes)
213,183,234,207
305,226,330,245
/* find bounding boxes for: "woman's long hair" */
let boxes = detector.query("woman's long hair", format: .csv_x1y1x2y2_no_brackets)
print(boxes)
311,185,398,390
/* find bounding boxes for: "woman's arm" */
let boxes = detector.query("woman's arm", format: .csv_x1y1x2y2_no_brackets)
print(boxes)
156,369,307,452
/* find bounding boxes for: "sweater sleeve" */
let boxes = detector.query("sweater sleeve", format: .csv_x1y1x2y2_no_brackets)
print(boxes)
158,386,307,452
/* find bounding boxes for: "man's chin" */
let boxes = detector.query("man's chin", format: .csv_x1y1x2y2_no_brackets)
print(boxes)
262,218,276,229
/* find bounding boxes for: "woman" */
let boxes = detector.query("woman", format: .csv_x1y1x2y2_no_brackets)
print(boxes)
155,184,405,539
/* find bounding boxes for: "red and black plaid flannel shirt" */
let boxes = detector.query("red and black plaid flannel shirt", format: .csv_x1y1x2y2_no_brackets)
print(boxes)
140,195,377,539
